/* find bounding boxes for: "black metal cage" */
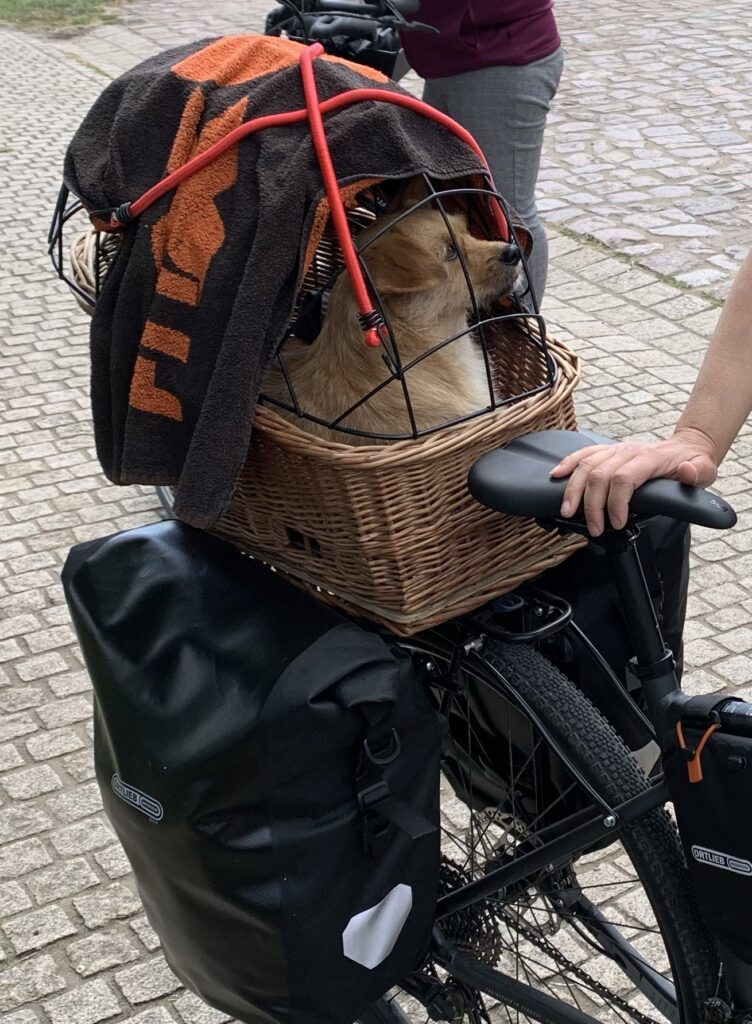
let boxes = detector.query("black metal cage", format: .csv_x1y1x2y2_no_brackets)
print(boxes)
263,174,556,441
49,173,556,443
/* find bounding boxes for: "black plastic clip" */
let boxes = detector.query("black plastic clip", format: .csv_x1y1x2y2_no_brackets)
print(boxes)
358,781,392,856
113,202,134,227
433,637,484,696
90,202,135,229
357,778,436,857
358,780,390,812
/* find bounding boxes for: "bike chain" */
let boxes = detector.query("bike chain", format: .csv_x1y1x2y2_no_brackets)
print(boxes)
502,906,662,1024
439,853,662,1024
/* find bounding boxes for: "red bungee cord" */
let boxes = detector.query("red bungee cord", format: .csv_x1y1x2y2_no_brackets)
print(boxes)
299,44,383,347
107,43,511,348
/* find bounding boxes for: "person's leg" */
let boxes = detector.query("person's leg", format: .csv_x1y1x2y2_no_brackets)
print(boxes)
423,47,564,304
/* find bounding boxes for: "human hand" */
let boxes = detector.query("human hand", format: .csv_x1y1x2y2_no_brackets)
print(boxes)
549,428,720,536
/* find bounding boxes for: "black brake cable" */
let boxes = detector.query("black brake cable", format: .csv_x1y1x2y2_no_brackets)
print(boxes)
271,0,310,42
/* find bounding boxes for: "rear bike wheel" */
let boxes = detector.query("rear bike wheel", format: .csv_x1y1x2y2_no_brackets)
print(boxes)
369,638,718,1024
155,485,175,518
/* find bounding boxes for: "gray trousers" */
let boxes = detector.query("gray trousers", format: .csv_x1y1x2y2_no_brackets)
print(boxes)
422,47,564,304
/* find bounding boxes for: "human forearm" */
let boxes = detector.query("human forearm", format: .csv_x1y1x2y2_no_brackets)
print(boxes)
674,248,752,462
550,249,752,534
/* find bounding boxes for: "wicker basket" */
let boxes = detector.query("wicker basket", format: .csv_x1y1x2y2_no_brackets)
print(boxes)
64,196,583,634
69,225,121,314
216,328,582,636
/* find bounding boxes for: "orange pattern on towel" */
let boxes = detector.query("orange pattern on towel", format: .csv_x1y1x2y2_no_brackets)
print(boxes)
132,96,246,418
151,94,246,308
171,35,387,87
130,36,389,420
129,356,183,421
141,322,191,363
172,35,301,86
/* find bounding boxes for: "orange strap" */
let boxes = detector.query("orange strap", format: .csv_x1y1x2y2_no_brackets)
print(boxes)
675,720,720,784
115,53,510,239
299,45,382,347
101,43,511,350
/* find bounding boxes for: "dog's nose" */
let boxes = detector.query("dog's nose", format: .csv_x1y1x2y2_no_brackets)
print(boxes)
498,243,521,265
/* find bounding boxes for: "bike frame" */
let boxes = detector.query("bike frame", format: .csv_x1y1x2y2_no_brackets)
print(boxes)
595,520,752,1013
157,476,735,1022
399,617,675,1024
402,512,752,1024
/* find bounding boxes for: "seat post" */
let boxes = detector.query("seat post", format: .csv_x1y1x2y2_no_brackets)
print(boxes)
600,525,681,729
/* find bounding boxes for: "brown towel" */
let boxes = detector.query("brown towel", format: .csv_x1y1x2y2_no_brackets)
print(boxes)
64,35,496,527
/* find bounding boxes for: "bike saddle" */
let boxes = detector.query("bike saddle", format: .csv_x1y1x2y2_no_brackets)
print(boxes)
468,429,737,530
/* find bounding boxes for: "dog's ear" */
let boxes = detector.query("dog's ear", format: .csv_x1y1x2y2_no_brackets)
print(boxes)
362,234,446,295
384,175,432,214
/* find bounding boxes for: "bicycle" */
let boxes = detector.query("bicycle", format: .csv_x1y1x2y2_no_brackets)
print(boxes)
261,6,752,1023
54,4,752,1020
344,424,743,1024
154,442,748,1023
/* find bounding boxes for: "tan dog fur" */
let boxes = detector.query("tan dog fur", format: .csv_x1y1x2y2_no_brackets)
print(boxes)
265,190,521,443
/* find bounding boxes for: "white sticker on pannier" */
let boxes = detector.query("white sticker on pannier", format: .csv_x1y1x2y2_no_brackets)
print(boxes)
343,883,413,969
692,844,752,875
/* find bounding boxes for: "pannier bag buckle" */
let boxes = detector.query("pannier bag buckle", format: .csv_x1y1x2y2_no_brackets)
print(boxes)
358,780,391,812
357,779,437,857
358,781,392,856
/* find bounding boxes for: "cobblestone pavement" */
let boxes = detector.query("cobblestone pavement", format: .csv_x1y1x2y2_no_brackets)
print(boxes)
542,0,752,300
48,0,752,301
1,2,751,1022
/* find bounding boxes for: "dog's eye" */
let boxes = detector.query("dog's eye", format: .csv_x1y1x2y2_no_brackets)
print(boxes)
444,242,459,262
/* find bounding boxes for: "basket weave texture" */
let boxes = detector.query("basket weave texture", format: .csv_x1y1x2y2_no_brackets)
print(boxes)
69,226,120,313
217,332,582,636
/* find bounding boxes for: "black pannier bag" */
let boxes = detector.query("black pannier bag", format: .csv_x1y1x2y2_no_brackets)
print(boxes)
62,521,444,1024
663,698,752,967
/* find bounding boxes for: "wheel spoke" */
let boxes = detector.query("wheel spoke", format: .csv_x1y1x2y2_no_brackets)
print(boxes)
380,640,713,1024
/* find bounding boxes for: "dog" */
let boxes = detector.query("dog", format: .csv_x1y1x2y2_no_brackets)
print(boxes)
265,184,522,443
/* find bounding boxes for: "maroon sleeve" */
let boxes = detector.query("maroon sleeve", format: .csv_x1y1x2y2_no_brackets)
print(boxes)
402,0,560,78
